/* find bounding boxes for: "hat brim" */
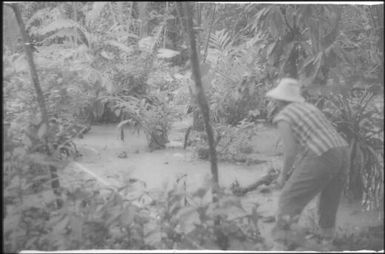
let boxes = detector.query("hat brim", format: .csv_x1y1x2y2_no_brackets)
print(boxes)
266,89,305,103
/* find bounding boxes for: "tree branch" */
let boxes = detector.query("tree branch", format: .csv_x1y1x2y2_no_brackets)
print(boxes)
232,169,279,196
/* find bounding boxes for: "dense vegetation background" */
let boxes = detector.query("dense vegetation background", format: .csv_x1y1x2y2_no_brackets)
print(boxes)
3,2,384,252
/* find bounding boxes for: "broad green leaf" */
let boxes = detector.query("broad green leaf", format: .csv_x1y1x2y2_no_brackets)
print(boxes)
200,62,211,78
272,8,285,35
157,48,180,59
125,33,140,40
26,7,51,30
52,215,70,235
120,205,137,226
139,37,156,53
193,187,208,198
312,53,323,79
4,213,21,234
117,119,131,129
22,136,32,148
176,206,197,221
14,147,26,157
94,100,105,118
176,206,200,234
70,215,83,240
145,229,162,246
267,40,278,58
366,145,382,165
144,220,161,246
86,2,108,25
134,211,151,224
114,108,121,117
219,196,245,210
25,236,39,249
106,206,123,226
209,29,233,52
13,55,28,73
100,50,114,60
200,188,213,206
39,19,83,36
37,123,47,139
105,40,134,54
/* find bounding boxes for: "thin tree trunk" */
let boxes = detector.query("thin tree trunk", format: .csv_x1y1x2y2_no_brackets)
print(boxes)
177,2,204,132
117,2,124,30
9,4,47,121
109,2,118,27
203,4,216,63
195,3,202,62
163,2,168,48
73,2,78,48
127,2,133,33
183,7,225,247
182,2,219,191
3,5,20,53
368,5,384,84
176,2,188,48
138,2,148,37
8,3,62,208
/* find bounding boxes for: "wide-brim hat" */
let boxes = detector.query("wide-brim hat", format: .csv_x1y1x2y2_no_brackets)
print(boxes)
266,78,305,103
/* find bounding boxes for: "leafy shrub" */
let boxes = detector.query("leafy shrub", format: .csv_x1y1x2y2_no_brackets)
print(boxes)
190,121,266,164
322,89,384,210
4,167,268,252
215,121,257,160
333,225,384,251
102,91,171,150
206,28,274,126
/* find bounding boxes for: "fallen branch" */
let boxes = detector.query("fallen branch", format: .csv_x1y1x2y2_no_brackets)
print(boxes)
231,168,279,196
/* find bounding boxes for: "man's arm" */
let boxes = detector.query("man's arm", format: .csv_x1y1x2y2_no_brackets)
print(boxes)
277,120,298,180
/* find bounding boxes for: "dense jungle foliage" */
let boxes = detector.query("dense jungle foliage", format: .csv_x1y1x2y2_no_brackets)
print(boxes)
3,2,384,252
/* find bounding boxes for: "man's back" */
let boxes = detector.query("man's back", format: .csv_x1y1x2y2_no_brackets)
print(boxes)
273,102,348,156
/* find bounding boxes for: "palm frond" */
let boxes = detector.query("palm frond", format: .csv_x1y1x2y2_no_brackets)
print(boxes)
26,7,62,32
209,29,233,53
247,5,274,32
36,19,91,47
41,28,76,44
356,91,375,124
38,19,82,35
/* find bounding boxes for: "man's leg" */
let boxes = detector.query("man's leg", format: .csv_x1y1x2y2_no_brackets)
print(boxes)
317,147,349,241
271,150,339,246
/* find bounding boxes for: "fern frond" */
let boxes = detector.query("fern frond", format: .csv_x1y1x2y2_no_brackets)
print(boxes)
26,7,62,30
248,5,274,32
38,19,82,35
37,19,91,47
41,28,76,44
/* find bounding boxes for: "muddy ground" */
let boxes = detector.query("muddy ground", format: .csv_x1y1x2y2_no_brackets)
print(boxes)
60,118,383,250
